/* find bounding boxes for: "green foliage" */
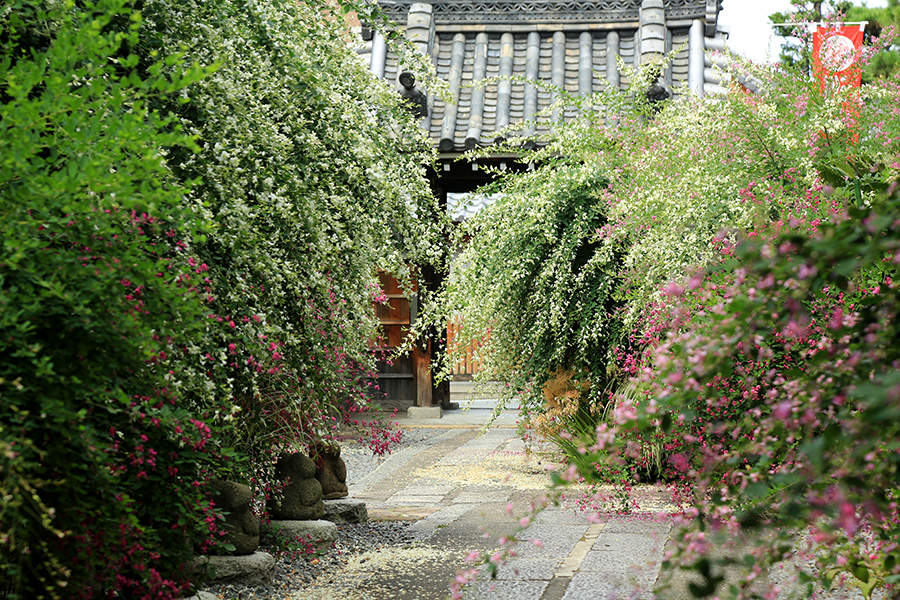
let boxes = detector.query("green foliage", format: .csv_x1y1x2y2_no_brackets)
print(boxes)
849,0,900,80
596,49,899,600
769,1,853,67
444,52,856,414
450,19,900,600
641,188,900,599
441,61,665,414
1,0,216,596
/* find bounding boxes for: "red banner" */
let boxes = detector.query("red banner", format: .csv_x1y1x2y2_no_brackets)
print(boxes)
812,25,864,91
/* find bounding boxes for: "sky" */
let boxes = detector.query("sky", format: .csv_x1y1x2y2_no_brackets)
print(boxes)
717,0,889,63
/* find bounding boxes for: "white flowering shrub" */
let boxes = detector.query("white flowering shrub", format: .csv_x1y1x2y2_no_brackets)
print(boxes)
445,60,798,413
1,0,444,596
446,49,898,430
137,0,446,467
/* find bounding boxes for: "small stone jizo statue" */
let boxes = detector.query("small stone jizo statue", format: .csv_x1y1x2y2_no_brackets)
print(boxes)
314,441,349,500
267,452,324,520
207,480,260,555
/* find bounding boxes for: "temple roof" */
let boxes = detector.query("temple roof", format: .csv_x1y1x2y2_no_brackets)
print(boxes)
361,0,728,154
379,0,720,29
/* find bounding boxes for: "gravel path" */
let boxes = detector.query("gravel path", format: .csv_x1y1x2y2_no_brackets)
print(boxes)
341,426,445,486
198,427,449,600
202,521,419,600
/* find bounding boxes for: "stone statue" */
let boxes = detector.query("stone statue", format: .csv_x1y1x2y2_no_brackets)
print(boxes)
643,61,671,111
646,79,671,106
314,442,349,500
207,480,260,555
398,71,428,119
267,452,324,520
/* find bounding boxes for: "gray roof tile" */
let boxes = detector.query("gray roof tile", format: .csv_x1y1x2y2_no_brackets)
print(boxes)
447,192,502,221
372,0,725,152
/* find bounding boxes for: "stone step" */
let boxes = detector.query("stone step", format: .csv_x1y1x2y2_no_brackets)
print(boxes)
269,519,338,546
323,497,368,524
182,592,218,600
194,551,275,588
407,406,442,419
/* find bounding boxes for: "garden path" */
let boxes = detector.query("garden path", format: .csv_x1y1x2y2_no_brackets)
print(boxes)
289,411,675,600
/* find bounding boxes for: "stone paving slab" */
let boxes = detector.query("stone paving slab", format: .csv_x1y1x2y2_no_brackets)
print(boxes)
407,503,476,533
579,549,662,572
321,417,893,600
502,438,529,451
452,491,511,503
561,571,655,600
532,508,595,525
465,440,513,451
495,558,559,581
513,524,587,560
439,450,495,465
602,516,673,534
467,579,551,600
593,533,667,554
458,483,511,493
399,408,521,428
398,485,456,496
520,523,590,543
365,506,438,521
348,429,470,491
385,494,446,504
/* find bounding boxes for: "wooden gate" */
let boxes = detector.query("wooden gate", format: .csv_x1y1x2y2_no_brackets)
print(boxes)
371,271,458,407
447,320,483,380
371,272,416,406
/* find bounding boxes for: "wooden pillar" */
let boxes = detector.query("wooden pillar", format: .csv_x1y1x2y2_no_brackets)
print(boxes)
414,338,433,407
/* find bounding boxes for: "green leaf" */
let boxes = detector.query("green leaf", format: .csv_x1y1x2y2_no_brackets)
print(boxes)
744,482,769,499
858,576,880,599
660,413,673,433
851,564,870,584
